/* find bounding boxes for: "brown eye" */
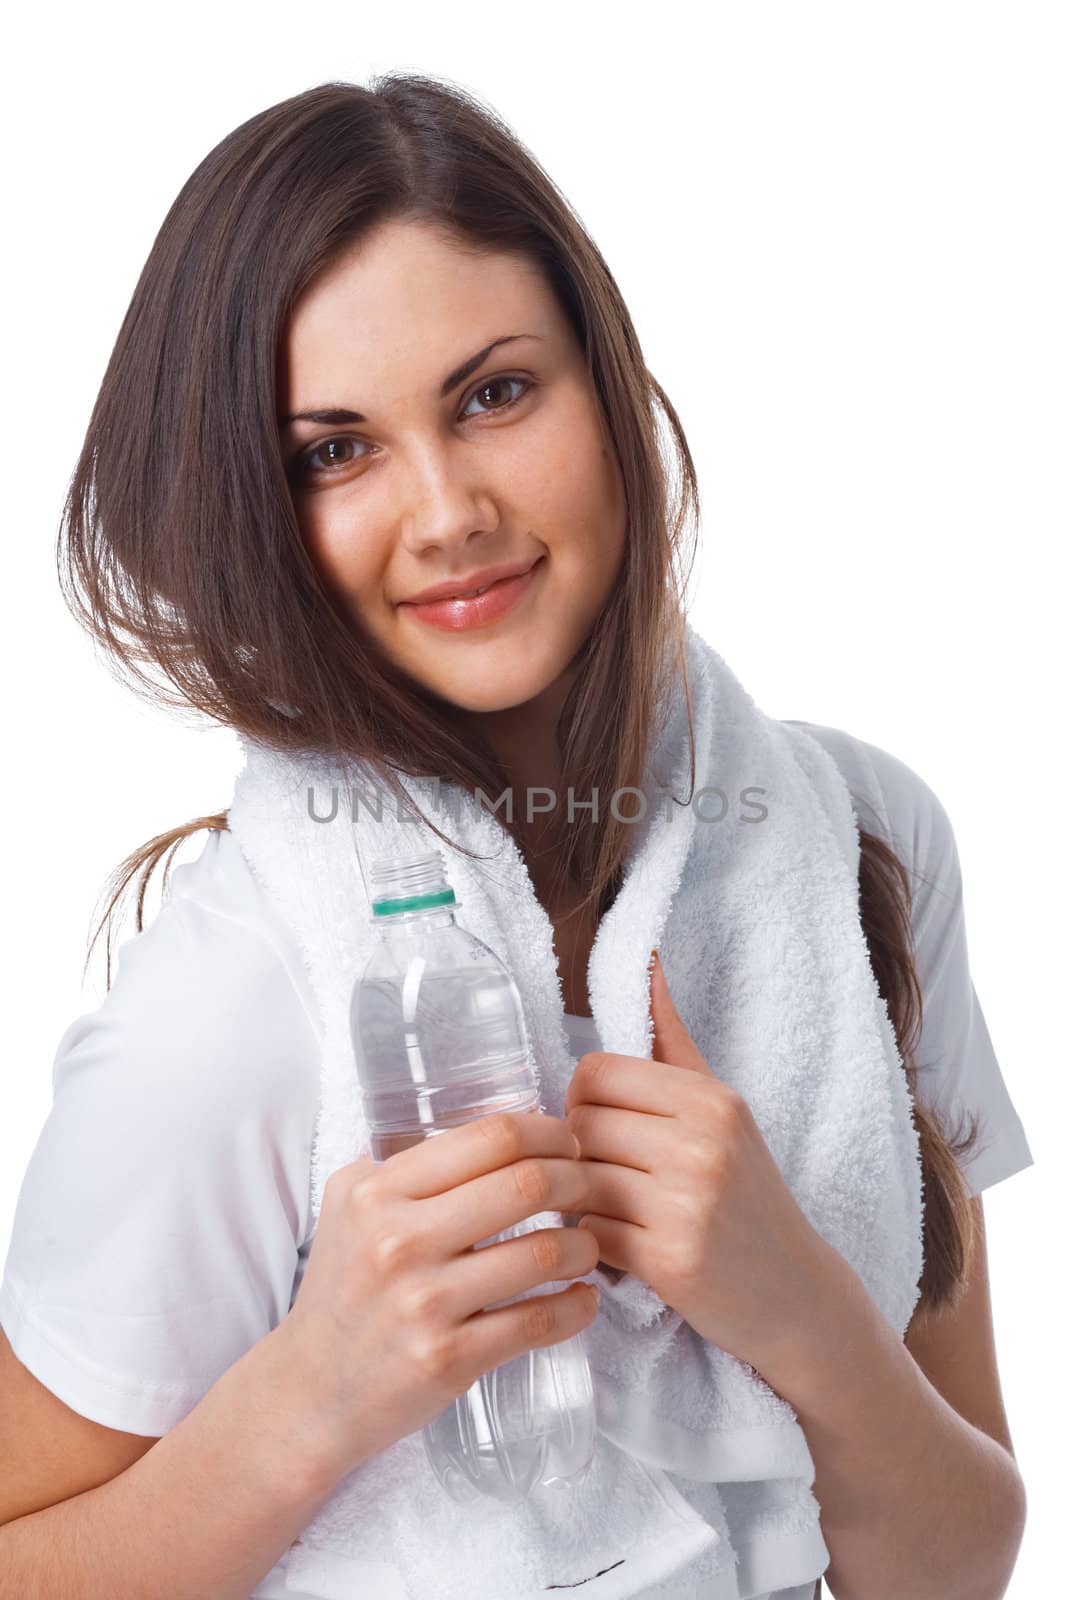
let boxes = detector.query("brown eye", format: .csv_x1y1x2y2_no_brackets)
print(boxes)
462,374,531,417
305,437,366,474
287,434,370,488
289,373,534,487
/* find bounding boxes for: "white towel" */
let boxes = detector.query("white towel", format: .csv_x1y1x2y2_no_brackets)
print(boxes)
227,619,924,1599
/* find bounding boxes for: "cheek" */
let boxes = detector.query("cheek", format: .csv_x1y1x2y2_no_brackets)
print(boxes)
530,413,626,564
300,502,384,608
572,446,627,593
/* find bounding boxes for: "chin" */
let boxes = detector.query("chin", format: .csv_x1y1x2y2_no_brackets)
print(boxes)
428,665,557,715
380,611,584,717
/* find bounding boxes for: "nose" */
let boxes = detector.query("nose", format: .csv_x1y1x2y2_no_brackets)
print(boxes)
395,443,501,558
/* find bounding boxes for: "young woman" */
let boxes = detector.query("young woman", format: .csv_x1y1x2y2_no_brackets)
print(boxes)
0,75,1032,1598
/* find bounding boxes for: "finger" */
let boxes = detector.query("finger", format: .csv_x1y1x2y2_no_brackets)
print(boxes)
380,1109,579,1197
451,1223,600,1320
649,949,716,1076
567,1102,677,1175
565,1049,704,1117
576,1212,649,1280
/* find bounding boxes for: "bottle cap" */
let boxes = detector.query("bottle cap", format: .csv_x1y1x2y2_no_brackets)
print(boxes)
368,848,458,918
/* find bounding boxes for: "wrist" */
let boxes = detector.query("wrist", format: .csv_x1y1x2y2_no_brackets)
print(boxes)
750,1230,860,1402
252,1318,354,1499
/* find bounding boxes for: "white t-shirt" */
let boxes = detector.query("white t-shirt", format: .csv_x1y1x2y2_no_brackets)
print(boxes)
0,722,1034,1600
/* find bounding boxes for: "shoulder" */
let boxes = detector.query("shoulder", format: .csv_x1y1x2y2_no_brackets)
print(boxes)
158,825,320,1033
0,829,324,1432
781,719,957,901
49,826,320,1215
780,723,1034,1198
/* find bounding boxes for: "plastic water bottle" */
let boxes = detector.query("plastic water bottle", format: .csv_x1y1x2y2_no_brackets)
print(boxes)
349,847,597,1504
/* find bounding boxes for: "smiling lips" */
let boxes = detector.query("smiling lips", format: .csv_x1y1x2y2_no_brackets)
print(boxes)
399,556,545,631
402,555,541,605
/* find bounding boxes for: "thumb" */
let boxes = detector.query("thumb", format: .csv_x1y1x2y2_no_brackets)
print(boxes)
649,949,714,1075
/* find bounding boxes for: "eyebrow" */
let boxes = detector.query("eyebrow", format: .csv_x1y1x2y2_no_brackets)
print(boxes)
277,333,543,429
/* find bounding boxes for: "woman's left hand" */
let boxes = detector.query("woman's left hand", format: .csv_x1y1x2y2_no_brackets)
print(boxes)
564,951,835,1376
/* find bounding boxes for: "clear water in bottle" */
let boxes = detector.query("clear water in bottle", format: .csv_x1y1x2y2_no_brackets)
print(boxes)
350,847,597,1504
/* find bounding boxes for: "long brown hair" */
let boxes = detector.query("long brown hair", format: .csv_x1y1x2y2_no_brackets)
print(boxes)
62,73,979,1321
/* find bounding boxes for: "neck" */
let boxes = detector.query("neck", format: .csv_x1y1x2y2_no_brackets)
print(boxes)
467,661,580,905
473,659,576,797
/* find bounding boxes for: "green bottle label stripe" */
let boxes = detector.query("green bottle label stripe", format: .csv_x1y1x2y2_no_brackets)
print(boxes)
371,889,456,917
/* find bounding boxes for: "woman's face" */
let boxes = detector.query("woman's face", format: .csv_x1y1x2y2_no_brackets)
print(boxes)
276,218,626,715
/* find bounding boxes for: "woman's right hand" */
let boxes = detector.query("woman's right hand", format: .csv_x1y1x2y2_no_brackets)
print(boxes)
275,1111,601,1479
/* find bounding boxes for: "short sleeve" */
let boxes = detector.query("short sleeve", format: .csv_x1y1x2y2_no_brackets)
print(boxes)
786,722,1035,1200
0,883,319,1436
894,764,1034,1197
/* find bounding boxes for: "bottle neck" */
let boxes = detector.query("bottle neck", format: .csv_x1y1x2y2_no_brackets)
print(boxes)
373,905,458,938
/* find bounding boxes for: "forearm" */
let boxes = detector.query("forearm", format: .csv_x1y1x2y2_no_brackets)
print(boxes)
756,1243,1026,1600
0,1322,349,1600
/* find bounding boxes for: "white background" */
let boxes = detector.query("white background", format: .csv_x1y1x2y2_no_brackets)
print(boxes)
2,3,1062,1591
